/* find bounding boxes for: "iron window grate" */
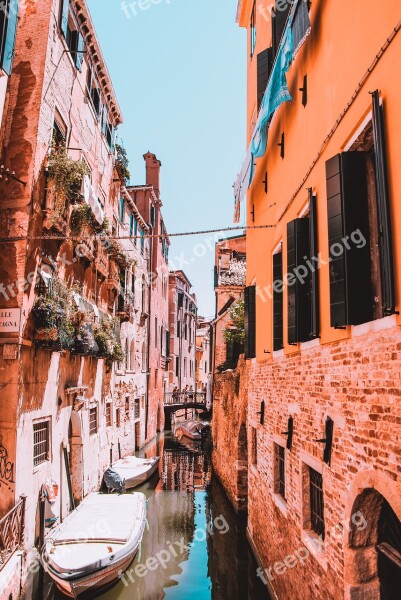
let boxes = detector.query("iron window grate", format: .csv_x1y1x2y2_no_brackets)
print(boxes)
89,407,98,435
310,467,325,539
33,421,50,467
276,444,286,499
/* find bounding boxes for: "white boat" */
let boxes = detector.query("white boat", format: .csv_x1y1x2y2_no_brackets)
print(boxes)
42,492,146,598
175,419,210,441
112,455,160,489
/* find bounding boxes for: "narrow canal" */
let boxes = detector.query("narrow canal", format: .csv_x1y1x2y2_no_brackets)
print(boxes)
93,432,270,600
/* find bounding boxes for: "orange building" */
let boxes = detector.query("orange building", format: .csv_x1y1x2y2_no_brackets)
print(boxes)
231,1,401,598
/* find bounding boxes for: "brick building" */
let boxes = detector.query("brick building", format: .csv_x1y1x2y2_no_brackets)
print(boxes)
0,1,167,595
213,235,246,371
215,1,401,599
0,0,18,147
168,270,197,395
128,152,170,442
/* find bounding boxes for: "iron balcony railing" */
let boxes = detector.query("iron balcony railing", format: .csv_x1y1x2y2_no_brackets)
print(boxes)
164,392,206,406
0,495,27,571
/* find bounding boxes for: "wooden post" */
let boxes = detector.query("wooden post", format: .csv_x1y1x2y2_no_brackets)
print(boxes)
118,441,121,459
19,494,27,548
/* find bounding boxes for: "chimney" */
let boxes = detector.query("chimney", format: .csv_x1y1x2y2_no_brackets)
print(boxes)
143,152,161,196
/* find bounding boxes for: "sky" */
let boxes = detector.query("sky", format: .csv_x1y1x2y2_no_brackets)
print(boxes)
87,0,246,317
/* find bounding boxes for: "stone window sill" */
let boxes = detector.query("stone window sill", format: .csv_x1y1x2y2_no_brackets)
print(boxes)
301,530,327,571
273,493,288,518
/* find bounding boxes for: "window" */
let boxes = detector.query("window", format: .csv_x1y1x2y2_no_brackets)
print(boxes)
251,427,257,466
190,361,193,377
309,468,325,539
184,358,187,377
175,356,179,377
273,250,283,351
59,0,84,71
150,205,156,227
204,361,207,373
272,1,291,60
101,104,115,151
116,408,121,428
134,398,140,420
52,112,68,149
0,0,19,75
86,66,101,117
287,195,319,344
326,92,396,327
119,197,125,223
250,0,256,57
129,213,135,237
125,396,130,418
105,403,112,427
33,421,50,467
244,286,256,358
89,407,98,435
140,228,145,253
154,369,158,389
257,48,273,112
274,444,286,499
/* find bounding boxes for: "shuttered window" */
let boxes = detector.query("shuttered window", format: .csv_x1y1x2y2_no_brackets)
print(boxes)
272,2,291,60
371,90,396,317
59,0,69,39
273,252,283,351
287,218,311,344
244,285,256,359
326,153,372,328
257,48,273,111
309,191,320,339
0,0,19,75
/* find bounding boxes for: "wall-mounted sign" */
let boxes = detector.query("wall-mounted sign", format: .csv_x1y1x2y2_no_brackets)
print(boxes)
0,309,21,333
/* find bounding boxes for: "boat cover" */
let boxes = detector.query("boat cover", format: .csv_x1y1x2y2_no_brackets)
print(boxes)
53,493,144,544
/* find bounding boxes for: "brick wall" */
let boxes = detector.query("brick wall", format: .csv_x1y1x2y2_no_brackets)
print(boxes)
212,356,248,512
247,319,401,600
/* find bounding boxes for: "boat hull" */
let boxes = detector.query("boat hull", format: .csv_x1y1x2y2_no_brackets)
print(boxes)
47,547,138,598
124,459,159,489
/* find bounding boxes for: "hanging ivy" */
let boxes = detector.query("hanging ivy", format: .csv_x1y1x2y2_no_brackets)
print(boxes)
115,143,131,183
47,146,90,220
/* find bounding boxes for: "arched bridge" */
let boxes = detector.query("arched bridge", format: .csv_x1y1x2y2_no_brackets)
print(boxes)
164,392,209,429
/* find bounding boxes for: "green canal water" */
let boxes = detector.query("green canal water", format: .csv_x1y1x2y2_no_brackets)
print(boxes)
53,432,271,600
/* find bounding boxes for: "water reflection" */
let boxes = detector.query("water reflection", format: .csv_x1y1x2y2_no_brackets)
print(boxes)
89,433,269,600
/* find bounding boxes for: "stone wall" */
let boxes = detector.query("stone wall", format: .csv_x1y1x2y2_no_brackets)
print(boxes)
247,317,401,600
212,356,248,512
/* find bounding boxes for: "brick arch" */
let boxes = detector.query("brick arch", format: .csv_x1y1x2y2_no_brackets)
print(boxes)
344,471,401,600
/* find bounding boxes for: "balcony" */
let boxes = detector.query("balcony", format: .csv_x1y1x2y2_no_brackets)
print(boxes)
117,291,135,319
0,495,26,572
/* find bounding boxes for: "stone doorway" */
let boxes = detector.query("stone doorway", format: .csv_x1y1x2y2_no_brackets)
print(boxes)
347,488,401,599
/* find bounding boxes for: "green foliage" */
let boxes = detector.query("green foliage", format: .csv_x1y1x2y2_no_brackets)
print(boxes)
70,204,93,234
224,298,245,345
115,143,131,183
47,146,90,218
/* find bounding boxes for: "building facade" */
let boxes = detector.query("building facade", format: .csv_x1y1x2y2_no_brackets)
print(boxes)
0,0,19,146
129,152,170,443
195,316,212,394
213,235,246,371
225,1,401,599
0,1,168,595
168,270,197,395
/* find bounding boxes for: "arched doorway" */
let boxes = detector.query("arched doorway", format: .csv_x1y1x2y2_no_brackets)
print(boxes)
237,424,248,511
348,488,401,599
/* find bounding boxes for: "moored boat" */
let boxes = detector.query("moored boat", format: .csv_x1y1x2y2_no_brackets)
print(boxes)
42,492,146,598
175,419,210,441
111,455,160,489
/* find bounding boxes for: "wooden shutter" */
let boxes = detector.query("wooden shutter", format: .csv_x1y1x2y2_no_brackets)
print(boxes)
323,417,334,466
287,218,311,344
1,0,19,75
60,0,69,39
309,190,320,339
257,47,273,111
326,153,372,328
272,2,291,60
371,91,396,316
244,285,256,359
273,252,283,351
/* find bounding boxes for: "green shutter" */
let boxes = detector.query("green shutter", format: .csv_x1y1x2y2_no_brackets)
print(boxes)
2,0,19,75
60,0,69,39
244,285,256,359
75,31,84,71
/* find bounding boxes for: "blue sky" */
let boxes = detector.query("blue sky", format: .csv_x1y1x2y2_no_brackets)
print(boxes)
87,0,246,316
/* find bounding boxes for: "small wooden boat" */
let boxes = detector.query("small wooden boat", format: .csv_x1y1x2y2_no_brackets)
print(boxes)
112,455,160,489
175,419,210,441
42,492,146,598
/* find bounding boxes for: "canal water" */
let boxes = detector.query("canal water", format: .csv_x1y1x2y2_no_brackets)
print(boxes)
95,432,270,600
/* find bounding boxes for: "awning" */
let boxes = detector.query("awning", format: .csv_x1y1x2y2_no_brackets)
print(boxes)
233,0,311,212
